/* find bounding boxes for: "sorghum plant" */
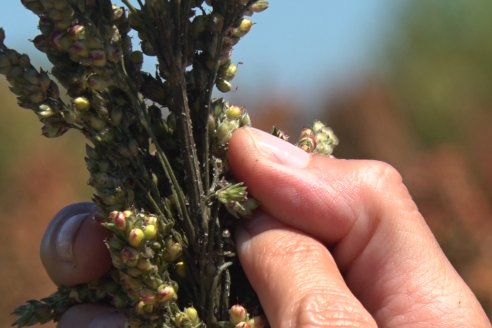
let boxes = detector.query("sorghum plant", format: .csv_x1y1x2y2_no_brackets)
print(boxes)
0,0,337,327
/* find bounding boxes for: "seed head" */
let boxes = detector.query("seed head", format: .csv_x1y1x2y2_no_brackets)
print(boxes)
128,228,145,247
145,215,158,225
135,300,153,315
139,288,156,305
229,304,247,324
163,242,182,263
233,19,253,38
37,104,55,118
241,111,252,126
217,119,240,145
113,212,127,230
250,0,269,13
89,49,107,67
120,246,139,267
216,78,232,93
144,224,157,240
137,258,153,272
69,25,86,40
298,128,316,152
184,306,199,325
224,63,238,80
156,285,176,303
73,96,91,112
225,105,243,120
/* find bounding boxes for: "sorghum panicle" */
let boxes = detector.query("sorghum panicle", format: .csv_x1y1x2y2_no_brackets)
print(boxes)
3,0,337,327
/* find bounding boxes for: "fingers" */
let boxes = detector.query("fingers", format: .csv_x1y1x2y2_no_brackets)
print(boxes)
40,202,112,286
236,211,377,328
57,304,125,328
228,127,490,327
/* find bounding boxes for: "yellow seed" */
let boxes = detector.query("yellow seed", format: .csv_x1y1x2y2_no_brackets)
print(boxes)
185,307,199,325
175,312,188,327
224,63,238,80
251,0,269,13
229,304,247,324
135,300,153,314
233,19,253,37
137,258,153,271
163,242,183,263
145,215,158,225
156,285,176,303
216,78,232,93
239,19,253,34
144,224,157,239
226,105,243,120
73,96,90,111
128,228,144,247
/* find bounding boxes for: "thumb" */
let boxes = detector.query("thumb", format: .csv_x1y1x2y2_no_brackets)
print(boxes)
41,203,112,286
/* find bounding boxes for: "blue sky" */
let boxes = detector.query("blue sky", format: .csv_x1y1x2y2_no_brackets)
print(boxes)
0,1,406,109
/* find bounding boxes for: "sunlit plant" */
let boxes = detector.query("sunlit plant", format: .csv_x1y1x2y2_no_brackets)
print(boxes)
0,0,337,327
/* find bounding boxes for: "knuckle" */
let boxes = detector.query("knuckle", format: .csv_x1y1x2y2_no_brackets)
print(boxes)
295,293,376,328
359,160,403,193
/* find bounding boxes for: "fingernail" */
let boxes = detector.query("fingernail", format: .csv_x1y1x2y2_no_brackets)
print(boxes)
236,211,285,253
238,211,281,237
55,213,88,262
248,128,310,168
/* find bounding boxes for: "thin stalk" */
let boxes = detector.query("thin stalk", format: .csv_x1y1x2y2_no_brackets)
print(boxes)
221,269,231,319
166,1,207,234
128,169,166,219
169,77,206,229
114,67,197,245
153,136,197,244
208,262,233,325
121,0,137,13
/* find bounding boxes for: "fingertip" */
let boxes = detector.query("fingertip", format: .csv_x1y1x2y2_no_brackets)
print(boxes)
41,203,112,286
228,127,259,182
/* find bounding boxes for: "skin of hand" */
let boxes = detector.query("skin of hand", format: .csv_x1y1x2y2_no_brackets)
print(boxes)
40,127,492,328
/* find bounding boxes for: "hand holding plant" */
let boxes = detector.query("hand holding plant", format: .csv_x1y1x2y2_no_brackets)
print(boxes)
0,1,337,327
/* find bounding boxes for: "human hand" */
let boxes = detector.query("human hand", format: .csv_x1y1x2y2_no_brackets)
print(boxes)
41,127,491,327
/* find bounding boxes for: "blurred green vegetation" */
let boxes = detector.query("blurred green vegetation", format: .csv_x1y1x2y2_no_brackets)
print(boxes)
383,0,492,147
0,79,91,326
0,78,91,199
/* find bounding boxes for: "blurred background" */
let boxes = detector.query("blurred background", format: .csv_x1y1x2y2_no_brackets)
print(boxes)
1,1,492,326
